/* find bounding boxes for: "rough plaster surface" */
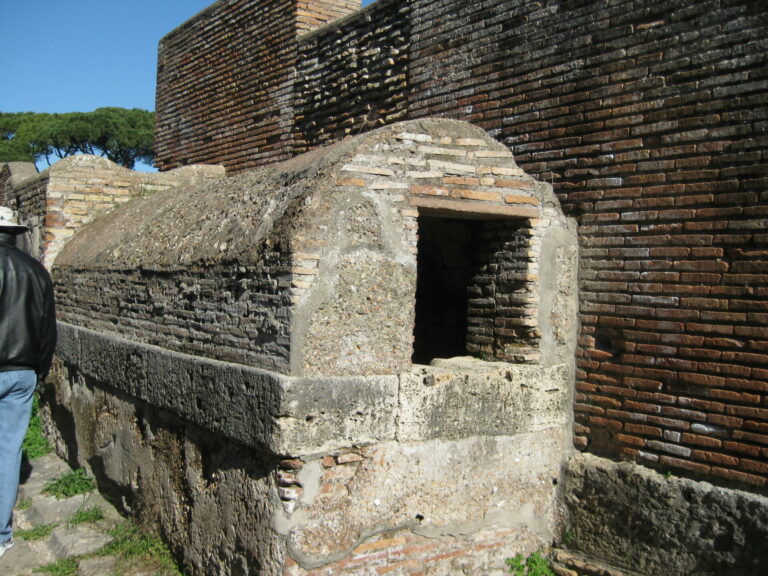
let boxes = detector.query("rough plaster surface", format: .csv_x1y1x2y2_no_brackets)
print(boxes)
278,432,566,569
398,357,569,441
564,453,768,576
299,250,415,376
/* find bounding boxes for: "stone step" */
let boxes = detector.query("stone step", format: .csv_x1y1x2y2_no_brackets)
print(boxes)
0,452,130,576
551,549,646,576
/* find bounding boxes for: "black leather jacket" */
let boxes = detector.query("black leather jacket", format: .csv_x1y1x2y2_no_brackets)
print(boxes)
0,233,57,378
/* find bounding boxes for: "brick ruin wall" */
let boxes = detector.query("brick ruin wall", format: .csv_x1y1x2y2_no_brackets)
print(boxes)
2,156,225,268
155,0,768,493
154,0,362,172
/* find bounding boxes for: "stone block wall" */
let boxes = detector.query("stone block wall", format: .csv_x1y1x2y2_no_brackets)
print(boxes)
48,328,571,575
563,453,767,576
154,0,768,493
49,121,577,575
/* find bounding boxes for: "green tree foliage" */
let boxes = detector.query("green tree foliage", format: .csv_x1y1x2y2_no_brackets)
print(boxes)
0,112,37,162
0,108,155,169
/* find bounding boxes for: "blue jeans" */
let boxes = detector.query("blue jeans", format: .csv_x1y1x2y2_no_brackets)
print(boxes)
0,370,36,543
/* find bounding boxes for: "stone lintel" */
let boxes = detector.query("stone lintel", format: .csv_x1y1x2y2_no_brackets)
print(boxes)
409,196,539,219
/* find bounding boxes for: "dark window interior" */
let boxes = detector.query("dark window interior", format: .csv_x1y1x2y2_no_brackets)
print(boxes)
412,215,477,364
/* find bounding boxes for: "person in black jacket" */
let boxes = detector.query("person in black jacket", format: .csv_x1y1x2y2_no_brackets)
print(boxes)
0,206,56,559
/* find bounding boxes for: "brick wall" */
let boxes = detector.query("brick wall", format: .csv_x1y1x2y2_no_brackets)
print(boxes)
154,0,298,172
154,0,768,491
294,0,409,153
154,0,361,172
1,162,48,258
296,0,361,34
2,155,225,267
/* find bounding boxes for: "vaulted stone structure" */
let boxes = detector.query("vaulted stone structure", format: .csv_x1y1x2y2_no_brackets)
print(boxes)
49,119,579,574
56,119,578,378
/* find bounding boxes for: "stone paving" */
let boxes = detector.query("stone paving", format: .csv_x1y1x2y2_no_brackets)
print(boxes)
0,453,148,576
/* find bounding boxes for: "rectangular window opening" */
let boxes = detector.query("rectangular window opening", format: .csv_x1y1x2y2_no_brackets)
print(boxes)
412,213,532,366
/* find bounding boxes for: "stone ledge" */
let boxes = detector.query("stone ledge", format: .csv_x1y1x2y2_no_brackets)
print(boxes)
563,453,768,576
57,322,570,457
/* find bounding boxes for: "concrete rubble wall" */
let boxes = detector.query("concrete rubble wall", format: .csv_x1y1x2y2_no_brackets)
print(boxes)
48,119,577,574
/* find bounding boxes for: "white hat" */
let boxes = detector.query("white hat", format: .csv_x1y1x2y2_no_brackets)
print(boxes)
0,206,30,234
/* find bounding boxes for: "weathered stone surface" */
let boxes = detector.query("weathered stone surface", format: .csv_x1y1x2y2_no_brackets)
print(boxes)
398,358,570,441
44,374,287,576
564,453,768,576
46,119,578,574
56,323,571,458
278,431,567,570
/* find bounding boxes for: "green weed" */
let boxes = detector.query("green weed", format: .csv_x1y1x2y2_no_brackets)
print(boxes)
34,557,78,576
101,521,183,576
23,395,51,460
67,505,104,527
16,523,58,541
506,551,555,576
42,468,95,499
16,497,33,511
562,530,575,546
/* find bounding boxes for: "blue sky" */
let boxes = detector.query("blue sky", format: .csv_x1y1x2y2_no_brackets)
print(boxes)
1,1,213,113
1,0,375,115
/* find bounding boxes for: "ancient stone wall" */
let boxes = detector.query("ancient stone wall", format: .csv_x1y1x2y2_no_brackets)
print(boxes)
294,0,410,153
1,162,48,258
154,0,768,494
49,121,577,575
55,120,574,378
296,0,362,34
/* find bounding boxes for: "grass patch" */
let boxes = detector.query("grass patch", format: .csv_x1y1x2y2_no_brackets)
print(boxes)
34,557,78,576
506,551,555,576
16,523,58,541
23,395,51,461
67,505,104,527
16,497,33,511
100,521,183,576
42,468,95,499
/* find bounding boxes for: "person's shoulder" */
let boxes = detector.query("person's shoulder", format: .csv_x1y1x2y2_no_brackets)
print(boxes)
6,246,51,277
